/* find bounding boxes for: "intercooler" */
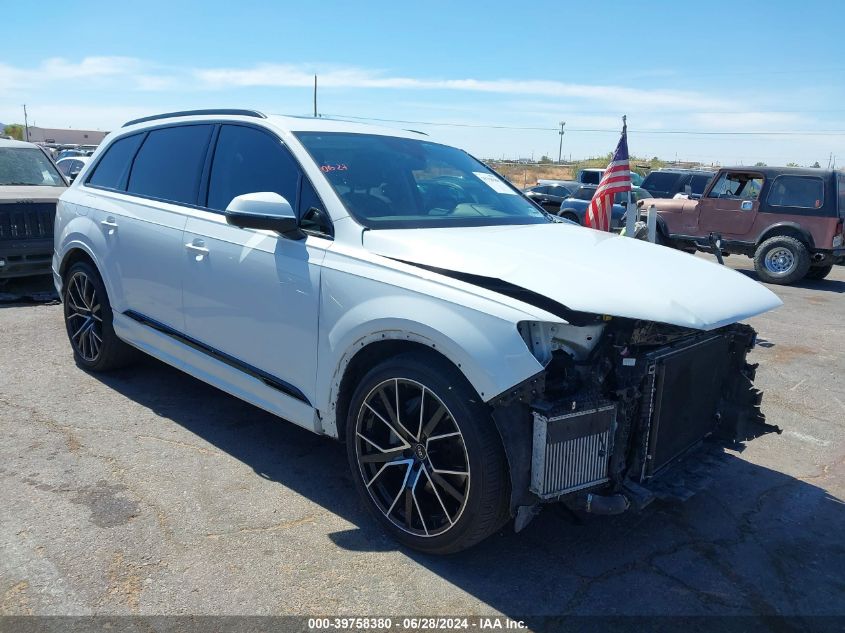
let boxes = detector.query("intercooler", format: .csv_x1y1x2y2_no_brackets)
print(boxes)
530,404,616,499
529,332,735,499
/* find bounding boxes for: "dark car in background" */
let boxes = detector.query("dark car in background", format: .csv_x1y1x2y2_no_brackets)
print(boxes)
0,139,67,281
558,185,651,228
524,181,580,211
641,168,715,199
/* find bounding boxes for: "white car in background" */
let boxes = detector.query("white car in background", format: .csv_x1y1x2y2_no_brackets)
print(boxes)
54,110,782,553
56,155,90,183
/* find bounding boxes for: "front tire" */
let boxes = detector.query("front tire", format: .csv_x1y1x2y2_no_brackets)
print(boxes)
753,236,810,285
63,261,136,371
345,352,510,554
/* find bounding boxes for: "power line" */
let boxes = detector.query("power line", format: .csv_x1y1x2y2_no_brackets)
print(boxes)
323,114,845,136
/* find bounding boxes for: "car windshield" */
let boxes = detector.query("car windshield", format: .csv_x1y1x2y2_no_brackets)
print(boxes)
0,148,66,187
295,132,549,229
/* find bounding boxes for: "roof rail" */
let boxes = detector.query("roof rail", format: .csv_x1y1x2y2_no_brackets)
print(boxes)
122,109,267,128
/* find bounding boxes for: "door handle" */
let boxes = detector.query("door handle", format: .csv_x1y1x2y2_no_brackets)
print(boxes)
185,239,209,256
100,217,118,233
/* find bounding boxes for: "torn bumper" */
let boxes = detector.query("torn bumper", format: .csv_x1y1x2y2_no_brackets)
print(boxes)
492,322,780,522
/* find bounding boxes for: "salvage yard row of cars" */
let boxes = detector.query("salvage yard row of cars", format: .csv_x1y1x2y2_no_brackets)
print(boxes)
2,111,843,553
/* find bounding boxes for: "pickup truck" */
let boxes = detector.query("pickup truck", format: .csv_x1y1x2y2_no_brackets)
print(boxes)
0,139,68,281
636,166,845,284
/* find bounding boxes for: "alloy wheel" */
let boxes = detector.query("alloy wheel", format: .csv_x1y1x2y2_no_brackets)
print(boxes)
65,271,103,362
764,246,795,275
355,378,471,537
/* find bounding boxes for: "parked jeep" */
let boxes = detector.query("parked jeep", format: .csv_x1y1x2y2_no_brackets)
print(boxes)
0,139,68,281
636,166,845,284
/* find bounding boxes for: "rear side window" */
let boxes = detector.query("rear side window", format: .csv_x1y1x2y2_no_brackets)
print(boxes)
87,134,143,190
128,125,213,204
207,125,300,211
766,175,824,209
580,170,602,184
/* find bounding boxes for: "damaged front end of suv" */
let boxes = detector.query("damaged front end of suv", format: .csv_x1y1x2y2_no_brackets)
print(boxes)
492,316,781,530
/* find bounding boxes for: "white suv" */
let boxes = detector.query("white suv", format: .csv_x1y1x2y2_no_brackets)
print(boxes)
54,109,782,553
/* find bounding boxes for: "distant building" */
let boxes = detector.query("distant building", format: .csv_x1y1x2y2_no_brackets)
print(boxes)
25,126,109,146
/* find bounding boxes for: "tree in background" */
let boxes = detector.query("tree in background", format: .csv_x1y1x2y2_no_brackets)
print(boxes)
3,124,24,141
539,155,553,164
786,162,800,167
754,161,767,167
812,161,821,168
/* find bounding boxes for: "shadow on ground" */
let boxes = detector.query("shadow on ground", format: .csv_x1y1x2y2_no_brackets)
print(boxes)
85,355,845,619
0,274,58,306
733,269,845,293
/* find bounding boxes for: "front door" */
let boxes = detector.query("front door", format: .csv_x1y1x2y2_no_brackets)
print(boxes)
698,171,764,237
181,124,330,415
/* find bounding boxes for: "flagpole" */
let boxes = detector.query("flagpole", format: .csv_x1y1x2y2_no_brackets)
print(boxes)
623,115,636,239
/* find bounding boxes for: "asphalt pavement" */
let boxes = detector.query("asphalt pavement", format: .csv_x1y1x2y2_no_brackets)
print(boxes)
1,256,843,620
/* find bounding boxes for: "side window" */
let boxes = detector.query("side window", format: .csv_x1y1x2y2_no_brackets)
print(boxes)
57,160,72,176
766,175,824,209
707,172,763,201
299,178,333,236
690,174,713,195
207,125,300,211
87,133,144,190
127,125,213,205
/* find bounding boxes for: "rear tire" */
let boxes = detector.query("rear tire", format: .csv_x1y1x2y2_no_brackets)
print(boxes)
63,261,137,371
804,264,833,280
753,236,811,285
345,351,510,554
559,210,580,225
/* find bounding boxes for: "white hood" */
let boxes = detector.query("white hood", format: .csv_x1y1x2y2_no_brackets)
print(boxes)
363,223,782,330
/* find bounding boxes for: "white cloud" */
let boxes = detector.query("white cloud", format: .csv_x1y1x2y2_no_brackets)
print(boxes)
193,63,733,111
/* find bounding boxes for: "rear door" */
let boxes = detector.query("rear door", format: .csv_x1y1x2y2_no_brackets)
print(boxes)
86,124,213,330
698,171,763,237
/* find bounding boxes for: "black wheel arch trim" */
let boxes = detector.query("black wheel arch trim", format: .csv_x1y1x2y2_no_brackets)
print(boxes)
755,223,816,249
123,309,311,405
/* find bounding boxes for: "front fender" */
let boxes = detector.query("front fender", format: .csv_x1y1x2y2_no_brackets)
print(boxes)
315,271,545,437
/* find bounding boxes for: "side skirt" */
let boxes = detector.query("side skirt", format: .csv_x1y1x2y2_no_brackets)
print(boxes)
113,311,321,434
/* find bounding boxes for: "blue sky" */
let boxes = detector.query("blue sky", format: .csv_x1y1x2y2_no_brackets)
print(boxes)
2,0,844,165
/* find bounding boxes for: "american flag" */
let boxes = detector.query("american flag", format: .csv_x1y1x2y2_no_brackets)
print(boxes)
584,122,631,232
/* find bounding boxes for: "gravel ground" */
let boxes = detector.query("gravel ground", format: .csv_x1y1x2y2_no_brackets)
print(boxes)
0,256,843,620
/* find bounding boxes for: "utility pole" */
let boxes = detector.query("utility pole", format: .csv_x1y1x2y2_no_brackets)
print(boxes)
313,75,318,118
23,104,29,141
557,121,566,164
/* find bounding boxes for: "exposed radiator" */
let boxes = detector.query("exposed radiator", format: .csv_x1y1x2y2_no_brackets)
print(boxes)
530,404,616,499
639,334,731,480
